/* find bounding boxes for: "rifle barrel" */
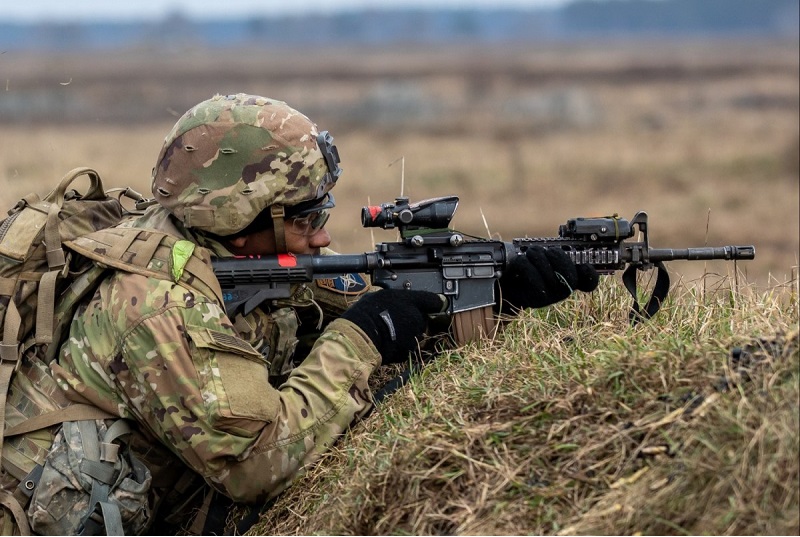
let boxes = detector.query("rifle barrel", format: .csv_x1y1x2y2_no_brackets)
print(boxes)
648,245,755,262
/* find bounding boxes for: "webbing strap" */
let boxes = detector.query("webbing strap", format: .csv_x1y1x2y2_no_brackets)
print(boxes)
0,489,32,536
103,419,131,445
99,420,131,464
34,269,61,344
129,231,165,268
78,419,100,461
10,272,45,283
0,299,21,363
0,277,15,295
622,261,671,325
3,404,116,438
98,502,124,536
188,489,215,536
103,419,131,443
44,198,66,270
0,299,23,467
0,363,16,470
183,255,224,305
19,192,41,207
77,417,129,536
271,205,287,254
107,229,141,261
81,480,111,535
66,229,225,309
81,459,117,484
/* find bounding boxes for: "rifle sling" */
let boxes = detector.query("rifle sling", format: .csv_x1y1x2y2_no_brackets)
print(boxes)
623,261,670,325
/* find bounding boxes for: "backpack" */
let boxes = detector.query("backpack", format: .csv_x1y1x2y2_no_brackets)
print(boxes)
0,168,223,535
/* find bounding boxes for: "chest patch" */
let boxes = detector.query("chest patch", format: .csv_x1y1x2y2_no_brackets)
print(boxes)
316,273,369,295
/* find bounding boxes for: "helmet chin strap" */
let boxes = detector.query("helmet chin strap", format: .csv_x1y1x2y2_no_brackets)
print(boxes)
270,205,288,253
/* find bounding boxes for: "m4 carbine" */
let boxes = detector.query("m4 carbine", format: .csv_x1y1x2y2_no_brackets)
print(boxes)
212,196,754,341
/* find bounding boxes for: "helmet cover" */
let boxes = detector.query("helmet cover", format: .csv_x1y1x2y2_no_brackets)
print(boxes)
151,93,340,236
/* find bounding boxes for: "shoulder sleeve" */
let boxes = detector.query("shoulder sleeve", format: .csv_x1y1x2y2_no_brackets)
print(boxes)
212,317,380,501
57,271,381,503
103,278,381,502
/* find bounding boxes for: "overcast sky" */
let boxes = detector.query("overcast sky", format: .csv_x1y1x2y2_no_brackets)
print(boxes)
3,0,573,21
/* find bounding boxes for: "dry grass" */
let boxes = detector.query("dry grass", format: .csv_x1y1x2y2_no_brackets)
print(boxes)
241,277,798,536
2,39,797,535
1,40,797,287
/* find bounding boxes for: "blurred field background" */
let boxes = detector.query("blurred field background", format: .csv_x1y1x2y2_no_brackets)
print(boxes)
1,2,798,535
1,11,798,291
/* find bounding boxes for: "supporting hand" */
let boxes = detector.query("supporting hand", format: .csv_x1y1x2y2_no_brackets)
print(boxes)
498,246,599,312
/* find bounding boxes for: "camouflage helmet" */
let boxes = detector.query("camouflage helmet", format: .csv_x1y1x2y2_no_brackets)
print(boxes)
151,93,341,236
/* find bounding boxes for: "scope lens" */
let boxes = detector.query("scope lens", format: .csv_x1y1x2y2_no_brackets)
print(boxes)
361,205,386,227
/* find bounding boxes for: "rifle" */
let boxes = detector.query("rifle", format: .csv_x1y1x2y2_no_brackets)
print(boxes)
212,196,755,341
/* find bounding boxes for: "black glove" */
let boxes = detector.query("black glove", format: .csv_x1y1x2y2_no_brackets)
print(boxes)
498,246,599,312
341,289,446,363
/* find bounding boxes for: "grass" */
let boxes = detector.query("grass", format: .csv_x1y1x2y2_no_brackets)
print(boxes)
2,39,797,534
239,274,798,535
1,40,797,287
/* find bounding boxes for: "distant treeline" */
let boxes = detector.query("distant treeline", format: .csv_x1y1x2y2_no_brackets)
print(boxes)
562,0,799,35
1,0,798,51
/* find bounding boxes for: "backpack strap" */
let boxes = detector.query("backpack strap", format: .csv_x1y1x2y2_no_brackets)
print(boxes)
3,404,115,438
66,227,224,307
3,227,220,439
0,262,70,455
42,167,107,271
0,299,23,462
77,419,132,536
0,489,32,535
0,299,30,534
0,287,22,364
34,264,70,345
1,226,221,531
2,226,220,455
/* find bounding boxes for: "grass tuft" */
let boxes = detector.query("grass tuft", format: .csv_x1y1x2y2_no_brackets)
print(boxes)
244,275,798,536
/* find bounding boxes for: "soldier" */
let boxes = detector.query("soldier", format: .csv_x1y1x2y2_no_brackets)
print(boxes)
49,93,598,533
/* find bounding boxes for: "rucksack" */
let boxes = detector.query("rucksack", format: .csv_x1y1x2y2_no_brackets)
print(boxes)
0,168,223,535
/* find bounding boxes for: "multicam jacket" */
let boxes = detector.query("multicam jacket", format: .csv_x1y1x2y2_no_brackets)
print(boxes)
50,205,379,504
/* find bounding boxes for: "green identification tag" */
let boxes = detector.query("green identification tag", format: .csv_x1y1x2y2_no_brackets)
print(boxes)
171,240,195,282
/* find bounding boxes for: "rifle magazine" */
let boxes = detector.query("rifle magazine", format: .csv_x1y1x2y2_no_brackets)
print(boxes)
451,306,497,345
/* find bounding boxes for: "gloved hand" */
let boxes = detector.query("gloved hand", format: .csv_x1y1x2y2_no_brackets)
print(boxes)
498,246,599,312
341,289,447,363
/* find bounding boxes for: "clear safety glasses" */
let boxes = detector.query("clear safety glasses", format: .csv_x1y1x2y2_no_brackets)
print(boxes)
285,209,331,236
285,192,335,236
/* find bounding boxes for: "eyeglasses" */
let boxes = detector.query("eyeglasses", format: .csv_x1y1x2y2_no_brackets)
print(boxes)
286,209,330,236
284,192,335,236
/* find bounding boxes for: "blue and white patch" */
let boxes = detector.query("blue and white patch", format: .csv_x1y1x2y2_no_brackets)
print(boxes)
315,273,369,296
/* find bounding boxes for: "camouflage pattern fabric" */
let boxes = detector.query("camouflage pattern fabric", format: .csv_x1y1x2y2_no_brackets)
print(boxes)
51,205,381,504
27,419,152,535
2,355,65,482
151,94,337,237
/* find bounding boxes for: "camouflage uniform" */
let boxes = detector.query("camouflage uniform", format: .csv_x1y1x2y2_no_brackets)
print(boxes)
52,207,377,504
51,95,381,509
